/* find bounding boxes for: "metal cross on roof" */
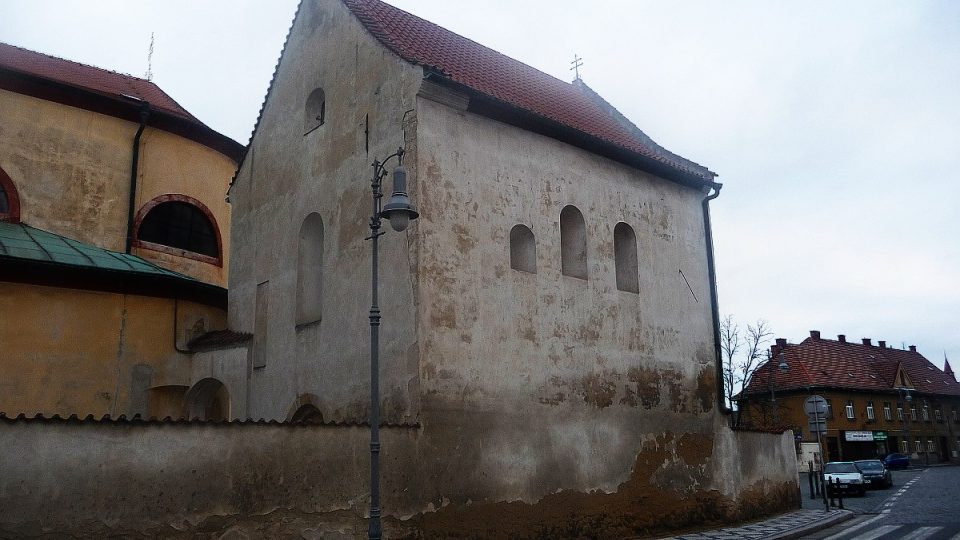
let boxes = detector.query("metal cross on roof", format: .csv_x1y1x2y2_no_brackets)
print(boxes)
570,54,583,80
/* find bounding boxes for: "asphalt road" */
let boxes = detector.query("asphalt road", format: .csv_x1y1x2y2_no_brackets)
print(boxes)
802,466,960,539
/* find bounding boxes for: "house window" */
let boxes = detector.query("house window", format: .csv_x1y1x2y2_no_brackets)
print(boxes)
901,440,908,453
825,399,834,419
866,401,875,421
845,400,855,420
509,224,536,273
911,407,917,421
935,408,943,422
927,439,935,452
0,167,21,223
922,405,930,422
559,205,587,279
915,439,922,453
897,403,904,421
953,408,958,422
613,222,639,293
296,213,324,326
304,88,326,134
883,402,892,421
136,195,220,260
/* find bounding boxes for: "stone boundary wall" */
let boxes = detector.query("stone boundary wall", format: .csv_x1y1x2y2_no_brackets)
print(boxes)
0,417,419,538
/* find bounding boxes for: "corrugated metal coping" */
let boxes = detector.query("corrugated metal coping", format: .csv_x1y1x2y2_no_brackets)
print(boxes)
0,412,421,429
0,221,196,280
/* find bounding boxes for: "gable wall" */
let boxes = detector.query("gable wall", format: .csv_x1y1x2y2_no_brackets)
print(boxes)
228,0,424,421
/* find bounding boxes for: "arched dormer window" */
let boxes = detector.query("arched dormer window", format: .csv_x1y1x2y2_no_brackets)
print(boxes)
509,224,536,273
560,205,587,279
614,222,639,293
304,88,326,135
134,194,222,264
0,167,21,223
296,213,324,326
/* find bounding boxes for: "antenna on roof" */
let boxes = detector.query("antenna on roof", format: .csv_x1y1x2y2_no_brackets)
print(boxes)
570,54,583,81
145,32,155,81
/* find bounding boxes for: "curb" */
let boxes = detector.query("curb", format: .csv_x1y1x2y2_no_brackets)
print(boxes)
768,510,854,540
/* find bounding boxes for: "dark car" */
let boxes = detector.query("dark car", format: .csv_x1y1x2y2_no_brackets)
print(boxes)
855,459,893,488
883,453,911,470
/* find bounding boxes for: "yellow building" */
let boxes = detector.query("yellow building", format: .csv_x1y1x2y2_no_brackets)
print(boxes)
0,42,243,419
737,332,960,465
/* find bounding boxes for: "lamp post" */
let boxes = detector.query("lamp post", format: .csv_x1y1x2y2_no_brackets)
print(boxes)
922,398,931,466
769,353,789,427
904,389,914,464
366,147,418,540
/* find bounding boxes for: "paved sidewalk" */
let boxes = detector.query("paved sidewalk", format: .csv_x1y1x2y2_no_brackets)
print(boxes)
655,508,853,540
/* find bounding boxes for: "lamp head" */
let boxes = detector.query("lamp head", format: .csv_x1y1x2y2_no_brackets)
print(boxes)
380,165,419,232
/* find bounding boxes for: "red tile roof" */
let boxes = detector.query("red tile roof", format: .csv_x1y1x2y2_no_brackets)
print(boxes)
341,0,715,182
0,41,195,121
742,336,960,398
0,42,243,161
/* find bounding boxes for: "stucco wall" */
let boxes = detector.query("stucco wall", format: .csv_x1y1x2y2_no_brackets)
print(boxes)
0,88,234,287
228,0,424,422
0,419,421,539
0,281,225,417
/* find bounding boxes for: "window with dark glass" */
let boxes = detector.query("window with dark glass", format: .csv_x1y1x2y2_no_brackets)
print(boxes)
0,183,8,214
138,201,218,257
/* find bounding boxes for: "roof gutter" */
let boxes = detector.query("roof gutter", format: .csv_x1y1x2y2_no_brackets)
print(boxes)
701,183,729,414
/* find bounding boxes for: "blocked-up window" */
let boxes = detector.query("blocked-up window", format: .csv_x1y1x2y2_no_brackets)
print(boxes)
296,213,324,325
560,205,587,279
509,224,536,273
613,222,639,293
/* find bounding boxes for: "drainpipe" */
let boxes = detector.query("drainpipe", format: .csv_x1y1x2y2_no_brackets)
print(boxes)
701,181,727,413
125,101,151,253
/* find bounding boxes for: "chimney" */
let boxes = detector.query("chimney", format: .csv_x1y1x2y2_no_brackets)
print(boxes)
838,334,846,343
879,340,886,349
909,345,917,352
771,338,787,357
810,330,821,340
862,338,872,346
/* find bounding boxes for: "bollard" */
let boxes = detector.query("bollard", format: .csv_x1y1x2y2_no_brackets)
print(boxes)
822,471,829,511
834,478,844,510
808,462,816,499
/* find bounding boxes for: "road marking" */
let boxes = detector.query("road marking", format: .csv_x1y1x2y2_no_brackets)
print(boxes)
898,527,941,540
823,516,886,540
947,532,960,540
846,525,901,540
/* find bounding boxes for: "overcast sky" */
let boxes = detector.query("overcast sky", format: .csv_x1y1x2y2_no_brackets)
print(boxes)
3,1,958,368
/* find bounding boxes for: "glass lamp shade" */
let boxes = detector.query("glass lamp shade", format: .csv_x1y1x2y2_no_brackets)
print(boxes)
381,165,419,231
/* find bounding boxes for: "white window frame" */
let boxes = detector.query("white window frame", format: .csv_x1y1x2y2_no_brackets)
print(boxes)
935,408,943,422
845,401,855,420
897,405,904,421
866,401,875,420
911,407,918,421
901,440,909,453
915,439,923,453
922,406,930,422
884,403,892,421
927,439,935,452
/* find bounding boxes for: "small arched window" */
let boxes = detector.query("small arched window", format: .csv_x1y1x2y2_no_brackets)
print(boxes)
304,88,326,134
296,213,324,325
135,195,221,261
614,222,639,293
0,167,21,223
509,224,536,273
560,205,587,279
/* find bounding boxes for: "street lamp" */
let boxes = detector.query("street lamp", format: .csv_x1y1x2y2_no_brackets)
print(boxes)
922,398,931,466
366,147,418,540
769,353,789,426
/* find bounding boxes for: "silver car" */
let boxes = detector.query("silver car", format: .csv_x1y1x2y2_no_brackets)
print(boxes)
823,461,866,497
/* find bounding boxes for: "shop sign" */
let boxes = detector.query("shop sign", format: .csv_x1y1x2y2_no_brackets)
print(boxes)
873,431,888,441
845,431,874,442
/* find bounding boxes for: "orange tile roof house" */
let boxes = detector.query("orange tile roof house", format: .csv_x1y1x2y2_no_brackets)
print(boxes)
738,331,960,464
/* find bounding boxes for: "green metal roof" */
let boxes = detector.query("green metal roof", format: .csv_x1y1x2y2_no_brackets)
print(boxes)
0,221,198,281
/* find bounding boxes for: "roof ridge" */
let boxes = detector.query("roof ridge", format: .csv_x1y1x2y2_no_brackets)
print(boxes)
0,41,152,86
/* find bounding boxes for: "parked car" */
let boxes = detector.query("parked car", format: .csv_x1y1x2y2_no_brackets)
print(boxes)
883,452,911,470
823,461,866,496
855,459,893,489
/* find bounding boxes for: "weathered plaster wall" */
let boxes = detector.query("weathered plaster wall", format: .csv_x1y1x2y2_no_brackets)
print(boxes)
0,282,224,417
0,419,421,539
411,93,718,502
228,0,424,423
0,88,234,287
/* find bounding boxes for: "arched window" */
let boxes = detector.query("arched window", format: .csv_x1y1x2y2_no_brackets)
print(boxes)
614,222,639,293
291,404,323,424
184,378,230,421
560,205,587,279
134,194,221,262
0,167,21,223
304,88,326,134
296,213,324,325
509,224,536,273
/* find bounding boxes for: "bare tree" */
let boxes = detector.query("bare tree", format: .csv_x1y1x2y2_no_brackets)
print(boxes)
720,315,774,410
